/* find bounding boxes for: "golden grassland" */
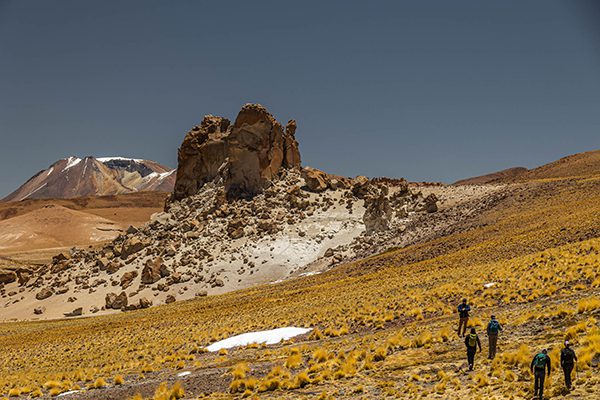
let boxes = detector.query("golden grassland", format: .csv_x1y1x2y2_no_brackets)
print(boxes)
1,178,600,399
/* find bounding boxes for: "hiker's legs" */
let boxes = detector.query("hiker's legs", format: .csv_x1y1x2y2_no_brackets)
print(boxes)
563,364,573,389
467,349,475,370
488,334,498,359
538,371,545,399
534,372,540,397
458,317,468,336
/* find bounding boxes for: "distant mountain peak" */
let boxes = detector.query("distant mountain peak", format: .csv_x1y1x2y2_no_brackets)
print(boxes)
2,156,175,202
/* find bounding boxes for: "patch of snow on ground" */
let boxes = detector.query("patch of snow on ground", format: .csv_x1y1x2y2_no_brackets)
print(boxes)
484,282,497,288
206,327,312,352
57,390,80,397
22,183,47,200
177,371,192,377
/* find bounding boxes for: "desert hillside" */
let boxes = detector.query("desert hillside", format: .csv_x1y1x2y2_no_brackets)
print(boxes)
0,107,599,400
455,149,600,185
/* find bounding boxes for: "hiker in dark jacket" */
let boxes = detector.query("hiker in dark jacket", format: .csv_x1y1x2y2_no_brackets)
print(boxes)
457,298,471,337
486,315,502,359
531,349,551,400
465,327,482,371
561,340,577,390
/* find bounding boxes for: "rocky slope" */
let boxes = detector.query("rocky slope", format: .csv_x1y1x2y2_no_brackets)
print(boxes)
2,157,175,202
0,104,459,319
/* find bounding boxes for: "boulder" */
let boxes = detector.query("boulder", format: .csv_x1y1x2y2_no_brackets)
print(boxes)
138,297,152,309
172,104,302,201
424,193,439,213
302,167,330,192
52,252,71,263
165,295,176,304
351,176,371,198
64,307,83,317
35,288,53,300
34,306,46,315
105,291,128,310
141,257,164,284
0,269,17,284
120,237,147,260
363,194,392,234
120,271,138,289
106,261,123,274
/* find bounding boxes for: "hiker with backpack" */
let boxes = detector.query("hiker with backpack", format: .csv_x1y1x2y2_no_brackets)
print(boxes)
530,349,551,400
560,340,577,390
465,327,482,371
486,315,502,359
457,298,471,337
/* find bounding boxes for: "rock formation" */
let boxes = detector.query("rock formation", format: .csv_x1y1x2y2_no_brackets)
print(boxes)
173,104,301,200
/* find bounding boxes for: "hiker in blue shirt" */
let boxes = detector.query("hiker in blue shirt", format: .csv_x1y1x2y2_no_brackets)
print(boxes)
531,348,551,400
457,298,471,337
486,315,503,359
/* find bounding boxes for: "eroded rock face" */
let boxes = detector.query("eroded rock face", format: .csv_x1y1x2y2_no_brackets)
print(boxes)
363,193,392,234
302,167,330,192
173,104,301,201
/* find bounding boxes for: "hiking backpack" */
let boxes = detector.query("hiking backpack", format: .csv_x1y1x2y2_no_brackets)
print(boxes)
468,334,477,348
488,320,500,334
533,353,547,368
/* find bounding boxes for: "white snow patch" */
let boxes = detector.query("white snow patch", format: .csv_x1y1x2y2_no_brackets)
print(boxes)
97,156,143,163
22,182,47,200
46,167,54,176
177,371,192,377
206,327,312,352
57,390,80,397
484,282,497,288
62,157,82,172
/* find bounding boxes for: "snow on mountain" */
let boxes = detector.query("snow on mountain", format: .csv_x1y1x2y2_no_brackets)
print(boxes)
2,156,175,202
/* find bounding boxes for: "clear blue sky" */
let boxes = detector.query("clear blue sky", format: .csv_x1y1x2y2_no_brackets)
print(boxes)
1,0,600,197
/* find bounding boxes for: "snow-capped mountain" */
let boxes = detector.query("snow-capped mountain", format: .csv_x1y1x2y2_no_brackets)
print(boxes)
2,157,175,202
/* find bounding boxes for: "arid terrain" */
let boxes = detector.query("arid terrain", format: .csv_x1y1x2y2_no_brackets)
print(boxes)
0,107,599,399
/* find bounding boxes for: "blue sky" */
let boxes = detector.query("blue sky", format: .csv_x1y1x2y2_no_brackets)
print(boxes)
1,0,599,196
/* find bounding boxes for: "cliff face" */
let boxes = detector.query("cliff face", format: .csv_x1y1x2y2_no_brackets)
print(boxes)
173,104,301,200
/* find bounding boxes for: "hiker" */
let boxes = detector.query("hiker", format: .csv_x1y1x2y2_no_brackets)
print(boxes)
465,327,482,371
531,348,551,400
486,315,502,359
457,298,471,337
560,340,577,390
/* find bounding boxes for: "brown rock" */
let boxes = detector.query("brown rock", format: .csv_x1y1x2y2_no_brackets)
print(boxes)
0,269,17,284
172,104,302,201
106,261,123,274
141,257,164,284
120,237,147,260
120,271,138,289
424,193,439,213
302,166,330,192
138,297,152,309
105,291,128,310
36,287,53,300
97,257,110,271
64,307,83,317
363,193,392,234
52,252,71,263
34,306,46,315
165,294,176,304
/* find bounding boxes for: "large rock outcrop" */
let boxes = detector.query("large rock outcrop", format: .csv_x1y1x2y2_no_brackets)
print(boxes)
173,104,301,200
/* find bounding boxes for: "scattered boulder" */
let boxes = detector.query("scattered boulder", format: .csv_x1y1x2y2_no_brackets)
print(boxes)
363,194,392,234
120,271,138,289
424,193,439,213
105,291,128,310
302,167,330,192
52,252,71,263
64,307,83,317
0,269,17,284
106,261,123,274
36,288,53,300
141,257,164,284
120,237,147,260
165,295,176,304
139,297,152,309
34,306,46,315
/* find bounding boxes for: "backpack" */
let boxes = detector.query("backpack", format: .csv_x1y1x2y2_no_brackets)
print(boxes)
488,320,500,334
562,348,575,364
468,334,477,348
533,353,547,368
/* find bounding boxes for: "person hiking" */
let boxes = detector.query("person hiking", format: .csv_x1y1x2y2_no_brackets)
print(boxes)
465,327,482,371
560,340,577,390
530,348,551,400
486,315,502,359
457,298,471,337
